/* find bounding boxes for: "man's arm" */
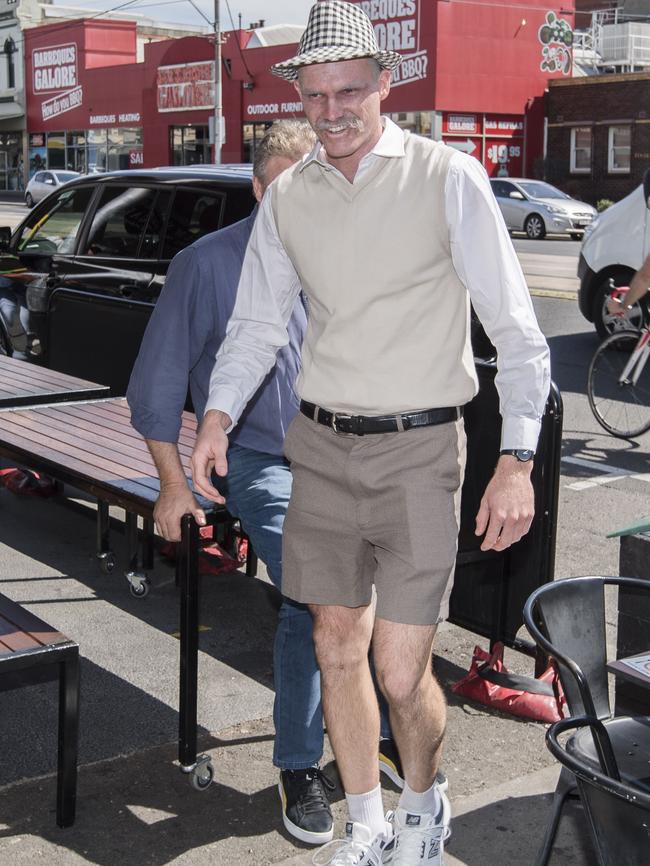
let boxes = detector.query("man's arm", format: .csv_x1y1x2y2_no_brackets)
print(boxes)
146,440,206,541
127,247,210,538
445,153,551,551
192,190,302,500
607,252,650,315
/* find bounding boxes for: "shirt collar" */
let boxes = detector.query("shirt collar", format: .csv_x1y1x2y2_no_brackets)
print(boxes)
300,116,406,173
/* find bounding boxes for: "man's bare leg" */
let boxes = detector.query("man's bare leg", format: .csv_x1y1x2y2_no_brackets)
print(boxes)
372,620,444,792
309,603,379,794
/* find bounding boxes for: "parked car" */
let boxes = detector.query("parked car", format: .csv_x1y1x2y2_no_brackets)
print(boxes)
490,178,597,241
25,170,81,208
577,168,650,338
0,166,255,392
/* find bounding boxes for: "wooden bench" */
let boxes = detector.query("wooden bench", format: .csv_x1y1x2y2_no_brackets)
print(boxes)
0,592,79,827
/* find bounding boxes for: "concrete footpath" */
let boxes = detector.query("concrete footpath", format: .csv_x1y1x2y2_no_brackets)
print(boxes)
0,484,595,865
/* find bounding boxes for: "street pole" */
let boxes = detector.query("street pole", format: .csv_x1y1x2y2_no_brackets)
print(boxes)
213,0,222,164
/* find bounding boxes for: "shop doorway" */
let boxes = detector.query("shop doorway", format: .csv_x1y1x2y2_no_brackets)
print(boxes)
171,126,210,165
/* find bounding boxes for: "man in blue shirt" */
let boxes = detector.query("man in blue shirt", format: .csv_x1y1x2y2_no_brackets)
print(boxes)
127,121,337,845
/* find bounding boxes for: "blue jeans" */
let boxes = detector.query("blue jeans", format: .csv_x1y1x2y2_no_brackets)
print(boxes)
215,443,323,769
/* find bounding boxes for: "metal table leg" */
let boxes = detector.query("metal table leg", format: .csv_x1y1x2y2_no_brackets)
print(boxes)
95,500,115,574
124,512,150,598
57,648,79,828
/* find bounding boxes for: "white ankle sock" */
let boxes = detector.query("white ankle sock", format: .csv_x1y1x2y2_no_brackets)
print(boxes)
399,779,441,816
346,784,386,837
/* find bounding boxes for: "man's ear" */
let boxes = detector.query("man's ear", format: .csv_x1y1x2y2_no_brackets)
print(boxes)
252,175,264,203
378,68,392,102
293,79,301,98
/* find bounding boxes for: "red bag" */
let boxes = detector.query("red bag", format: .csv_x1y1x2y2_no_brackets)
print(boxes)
451,642,566,724
0,468,56,498
160,524,248,576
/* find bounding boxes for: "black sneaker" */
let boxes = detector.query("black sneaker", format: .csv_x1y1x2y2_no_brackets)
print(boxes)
278,766,335,845
379,738,449,792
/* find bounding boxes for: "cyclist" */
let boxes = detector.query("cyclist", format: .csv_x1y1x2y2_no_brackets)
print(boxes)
607,253,650,317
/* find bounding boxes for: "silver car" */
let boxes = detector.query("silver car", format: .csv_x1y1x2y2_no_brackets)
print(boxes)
490,178,597,240
25,170,80,208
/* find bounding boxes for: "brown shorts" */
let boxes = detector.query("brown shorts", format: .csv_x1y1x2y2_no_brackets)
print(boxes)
282,412,467,626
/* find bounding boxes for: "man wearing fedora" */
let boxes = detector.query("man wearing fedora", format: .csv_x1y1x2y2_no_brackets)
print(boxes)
192,2,550,864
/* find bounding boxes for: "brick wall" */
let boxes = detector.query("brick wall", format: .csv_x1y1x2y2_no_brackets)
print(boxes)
546,73,650,205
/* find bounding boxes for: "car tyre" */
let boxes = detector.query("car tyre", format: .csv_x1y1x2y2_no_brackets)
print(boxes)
25,192,34,208
524,214,546,240
592,271,644,340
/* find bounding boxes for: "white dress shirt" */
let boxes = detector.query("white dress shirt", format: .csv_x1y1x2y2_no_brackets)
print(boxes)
206,118,550,451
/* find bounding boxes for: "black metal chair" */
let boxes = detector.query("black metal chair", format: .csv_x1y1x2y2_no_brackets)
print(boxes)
546,715,650,866
523,575,650,866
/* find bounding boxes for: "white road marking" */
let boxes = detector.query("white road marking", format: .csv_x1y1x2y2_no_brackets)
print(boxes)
562,455,650,490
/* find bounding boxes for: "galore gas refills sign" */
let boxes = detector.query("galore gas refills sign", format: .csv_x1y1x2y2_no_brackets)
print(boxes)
355,1,430,88
32,43,83,122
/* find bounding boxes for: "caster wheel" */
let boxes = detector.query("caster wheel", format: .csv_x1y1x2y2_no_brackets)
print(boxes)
97,552,116,574
190,761,214,791
126,572,150,598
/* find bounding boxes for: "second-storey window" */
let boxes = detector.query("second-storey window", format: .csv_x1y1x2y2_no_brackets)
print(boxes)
570,127,591,173
608,125,631,173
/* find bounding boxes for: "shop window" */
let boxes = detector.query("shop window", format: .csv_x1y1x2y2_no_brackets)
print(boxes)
4,38,16,90
162,189,226,259
16,186,94,256
47,134,66,170
82,185,159,258
570,127,591,174
608,126,631,173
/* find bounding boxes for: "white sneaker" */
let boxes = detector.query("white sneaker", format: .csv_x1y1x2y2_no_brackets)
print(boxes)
390,789,452,865
312,819,394,866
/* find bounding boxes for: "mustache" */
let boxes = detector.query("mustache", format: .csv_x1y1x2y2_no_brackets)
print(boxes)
315,116,362,133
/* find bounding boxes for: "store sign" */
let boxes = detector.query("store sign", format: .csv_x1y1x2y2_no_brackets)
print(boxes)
246,101,303,118
446,114,479,134
41,85,82,121
33,43,78,93
484,116,524,135
538,11,573,75
157,61,215,112
355,0,430,88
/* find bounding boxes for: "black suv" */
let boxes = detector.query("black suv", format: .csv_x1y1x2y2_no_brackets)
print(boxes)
0,166,254,394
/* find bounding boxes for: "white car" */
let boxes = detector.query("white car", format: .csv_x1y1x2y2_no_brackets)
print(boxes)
490,178,597,240
25,170,81,207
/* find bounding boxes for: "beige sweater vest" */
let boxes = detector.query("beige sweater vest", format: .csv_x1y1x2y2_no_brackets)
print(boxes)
272,131,478,415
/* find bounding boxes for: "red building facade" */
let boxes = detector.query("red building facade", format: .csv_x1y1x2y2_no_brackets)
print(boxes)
24,0,576,180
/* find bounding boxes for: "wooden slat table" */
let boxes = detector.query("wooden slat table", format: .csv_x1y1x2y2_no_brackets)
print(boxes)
0,355,110,408
0,396,243,789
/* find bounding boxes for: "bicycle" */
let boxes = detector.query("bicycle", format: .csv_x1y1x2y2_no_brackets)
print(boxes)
587,285,650,439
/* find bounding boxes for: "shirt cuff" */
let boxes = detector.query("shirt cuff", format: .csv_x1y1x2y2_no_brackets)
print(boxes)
129,407,182,443
500,416,542,452
203,386,244,433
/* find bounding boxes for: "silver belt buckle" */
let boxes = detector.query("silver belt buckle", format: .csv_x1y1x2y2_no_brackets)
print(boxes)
330,412,350,434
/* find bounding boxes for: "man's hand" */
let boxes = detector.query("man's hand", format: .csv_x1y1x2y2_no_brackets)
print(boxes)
154,481,206,542
606,294,627,317
191,409,231,503
475,456,535,551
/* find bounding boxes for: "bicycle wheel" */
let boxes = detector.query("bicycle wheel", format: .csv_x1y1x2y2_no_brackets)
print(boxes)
588,331,650,439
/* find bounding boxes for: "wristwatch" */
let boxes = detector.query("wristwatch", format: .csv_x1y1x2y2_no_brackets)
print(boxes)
500,448,535,462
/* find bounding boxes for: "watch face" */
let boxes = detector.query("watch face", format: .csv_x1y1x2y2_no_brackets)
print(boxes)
516,449,534,462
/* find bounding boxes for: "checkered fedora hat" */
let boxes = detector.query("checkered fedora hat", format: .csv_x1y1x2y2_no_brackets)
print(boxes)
271,1,402,81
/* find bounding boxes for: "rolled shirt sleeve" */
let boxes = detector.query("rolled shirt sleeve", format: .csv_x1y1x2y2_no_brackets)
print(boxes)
204,188,302,428
445,153,551,450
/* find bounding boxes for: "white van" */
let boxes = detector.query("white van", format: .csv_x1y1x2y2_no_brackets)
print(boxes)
578,169,650,338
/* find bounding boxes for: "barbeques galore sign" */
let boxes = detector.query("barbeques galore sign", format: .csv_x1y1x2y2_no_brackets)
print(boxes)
355,0,430,88
32,42,83,122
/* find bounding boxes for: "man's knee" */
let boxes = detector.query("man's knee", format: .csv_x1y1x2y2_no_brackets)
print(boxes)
310,605,372,675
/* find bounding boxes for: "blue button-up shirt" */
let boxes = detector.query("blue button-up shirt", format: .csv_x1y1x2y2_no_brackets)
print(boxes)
127,211,306,456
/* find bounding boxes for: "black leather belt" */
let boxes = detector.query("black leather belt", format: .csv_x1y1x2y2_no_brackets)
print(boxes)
300,400,462,435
